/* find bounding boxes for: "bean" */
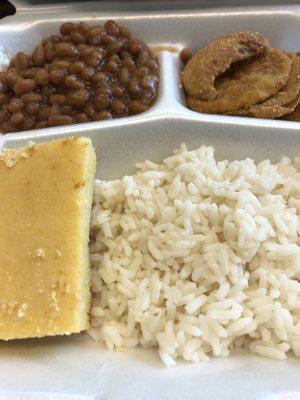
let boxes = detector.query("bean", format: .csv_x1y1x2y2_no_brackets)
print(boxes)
104,21,120,37
94,94,110,111
105,60,119,75
140,90,154,104
140,74,158,90
137,49,149,65
0,77,8,93
93,72,108,85
65,74,84,90
81,48,95,59
22,117,35,130
106,39,125,55
26,102,40,116
37,106,52,120
87,27,104,46
49,104,61,115
60,105,73,115
0,93,9,106
14,79,36,96
8,98,24,112
128,100,148,114
7,66,19,75
21,68,39,79
48,114,73,126
109,54,121,64
21,92,42,103
41,85,55,96
119,26,131,38
80,67,94,81
112,86,123,97
50,69,68,85
96,85,112,96
50,35,62,44
77,44,89,55
10,112,24,126
11,52,29,69
53,60,71,70
128,79,140,95
94,111,113,120
128,39,142,55
74,113,89,123
42,37,50,46
118,67,130,86
49,94,66,105
122,58,135,70
67,89,89,108
35,121,48,129
0,111,9,124
60,22,76,36
95,48,107,60
6,71,19,88
83,103,95,118
120,50,133,59
1,122,14,133
180,47,192,64
77,22,89,33
69,61,85,74
145,58,158,72
55,43,79,59
2,103,9,112
133,66,149,78
85,54,104,68
45,49,56,63
101,35,114,46
35,69,50,86
32,45,45,67
69,30,86,45
110,99,127,115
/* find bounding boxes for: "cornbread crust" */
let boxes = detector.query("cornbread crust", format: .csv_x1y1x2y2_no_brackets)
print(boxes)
0,137,96,339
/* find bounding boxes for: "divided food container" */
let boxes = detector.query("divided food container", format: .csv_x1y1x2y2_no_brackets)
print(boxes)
1,2,300,399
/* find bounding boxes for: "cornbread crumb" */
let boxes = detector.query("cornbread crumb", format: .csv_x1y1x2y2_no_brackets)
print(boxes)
0,143,37,168
36,248,46,259
27,141,36,148
0,301,17,316
55,249,62,257
51,290,61,313
17,304,28,318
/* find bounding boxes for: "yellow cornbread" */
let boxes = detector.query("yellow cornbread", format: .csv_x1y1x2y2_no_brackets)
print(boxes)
0,137,96,339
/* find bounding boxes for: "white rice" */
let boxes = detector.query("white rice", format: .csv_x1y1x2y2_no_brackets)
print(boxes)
88,144,300,366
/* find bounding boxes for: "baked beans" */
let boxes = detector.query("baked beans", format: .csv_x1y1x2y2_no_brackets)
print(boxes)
0,20,159,133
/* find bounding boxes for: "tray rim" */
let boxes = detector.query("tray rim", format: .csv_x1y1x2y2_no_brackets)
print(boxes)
1,4,300,147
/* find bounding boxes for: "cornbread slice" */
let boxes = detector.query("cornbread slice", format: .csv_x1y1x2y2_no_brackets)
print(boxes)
0,137,96,340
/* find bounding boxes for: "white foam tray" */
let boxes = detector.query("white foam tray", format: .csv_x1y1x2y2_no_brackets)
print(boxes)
0,4,300,400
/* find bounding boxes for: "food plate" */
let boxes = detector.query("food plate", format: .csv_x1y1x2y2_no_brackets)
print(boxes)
1,2,300,399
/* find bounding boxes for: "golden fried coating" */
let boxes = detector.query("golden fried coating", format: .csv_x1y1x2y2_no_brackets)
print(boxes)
283,103,300,121
182,32,269,100
230,53,300,119
187,48,292,114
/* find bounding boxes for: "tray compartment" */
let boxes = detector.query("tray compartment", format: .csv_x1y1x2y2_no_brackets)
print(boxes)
0,7,300,137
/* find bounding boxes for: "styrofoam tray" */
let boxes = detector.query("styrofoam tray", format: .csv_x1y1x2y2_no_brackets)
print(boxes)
0,4,300,399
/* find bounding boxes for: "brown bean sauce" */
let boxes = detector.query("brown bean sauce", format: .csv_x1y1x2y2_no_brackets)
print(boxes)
0,20,159,133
